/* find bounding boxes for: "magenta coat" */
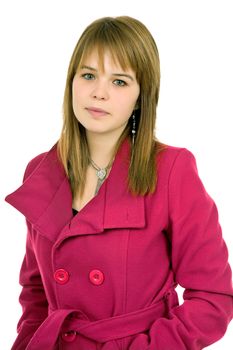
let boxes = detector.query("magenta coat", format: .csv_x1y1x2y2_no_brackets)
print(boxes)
5,140,233,350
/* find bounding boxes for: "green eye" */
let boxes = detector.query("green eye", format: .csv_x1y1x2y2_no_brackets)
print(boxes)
114,79,126,86
82,73,95,80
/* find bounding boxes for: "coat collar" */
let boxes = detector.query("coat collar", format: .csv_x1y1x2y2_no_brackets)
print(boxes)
5,140,145,243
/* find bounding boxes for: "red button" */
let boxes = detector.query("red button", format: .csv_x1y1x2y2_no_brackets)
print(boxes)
89,269,104,285
54,269,69,284
62,331,77,342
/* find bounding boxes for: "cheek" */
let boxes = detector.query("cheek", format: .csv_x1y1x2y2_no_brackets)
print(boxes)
119,86,140,111
118,92,139,114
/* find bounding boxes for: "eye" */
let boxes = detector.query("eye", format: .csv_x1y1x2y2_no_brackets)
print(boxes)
81,73,95,80
113,79,127,87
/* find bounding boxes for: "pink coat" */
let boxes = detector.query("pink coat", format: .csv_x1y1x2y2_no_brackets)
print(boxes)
5,140,233,350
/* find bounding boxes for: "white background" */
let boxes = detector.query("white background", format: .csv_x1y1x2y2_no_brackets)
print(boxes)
0,0,232,349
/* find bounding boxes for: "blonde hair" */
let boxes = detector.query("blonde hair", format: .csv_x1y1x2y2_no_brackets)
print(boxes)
57,16,164,197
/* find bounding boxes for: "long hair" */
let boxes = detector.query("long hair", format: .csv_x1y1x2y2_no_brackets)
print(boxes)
57,16,164,197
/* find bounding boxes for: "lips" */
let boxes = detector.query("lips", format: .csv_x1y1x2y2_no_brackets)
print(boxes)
87,107,108,113
86,107,109,117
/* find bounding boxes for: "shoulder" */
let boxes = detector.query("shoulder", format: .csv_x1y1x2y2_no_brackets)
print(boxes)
157,144,206,196
154,144,210,208
23,152,47,181
155,143,201,190
157,143,197,170
23,143,58,182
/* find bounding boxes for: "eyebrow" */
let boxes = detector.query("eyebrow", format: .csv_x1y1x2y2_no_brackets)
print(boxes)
80,65,134,81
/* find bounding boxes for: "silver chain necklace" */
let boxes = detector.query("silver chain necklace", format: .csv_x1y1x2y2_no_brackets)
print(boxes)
89,158,113,194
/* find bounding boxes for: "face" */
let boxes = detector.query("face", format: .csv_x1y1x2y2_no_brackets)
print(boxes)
72,50,140,141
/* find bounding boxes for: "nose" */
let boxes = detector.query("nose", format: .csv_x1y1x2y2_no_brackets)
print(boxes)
90,80,109,100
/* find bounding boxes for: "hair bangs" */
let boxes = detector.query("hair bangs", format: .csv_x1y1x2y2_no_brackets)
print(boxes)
76,24,139,78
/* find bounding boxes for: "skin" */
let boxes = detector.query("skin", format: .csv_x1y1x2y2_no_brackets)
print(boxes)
72,50,140,210
72,50,140,164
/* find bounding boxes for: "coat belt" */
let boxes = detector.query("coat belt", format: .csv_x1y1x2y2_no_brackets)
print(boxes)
26,289,178,349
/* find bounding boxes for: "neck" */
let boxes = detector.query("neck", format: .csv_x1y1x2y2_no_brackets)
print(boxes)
86,132,119,167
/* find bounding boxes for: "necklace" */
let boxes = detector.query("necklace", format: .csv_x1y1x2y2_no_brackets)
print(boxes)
89,158,113,194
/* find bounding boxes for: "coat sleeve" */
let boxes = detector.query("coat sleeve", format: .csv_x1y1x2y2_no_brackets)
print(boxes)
149,149,233,349
11,157,49,350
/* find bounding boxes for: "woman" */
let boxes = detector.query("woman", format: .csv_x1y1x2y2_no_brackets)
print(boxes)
5,16,233,350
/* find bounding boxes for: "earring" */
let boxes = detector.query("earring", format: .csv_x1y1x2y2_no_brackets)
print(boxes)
131,114,136,145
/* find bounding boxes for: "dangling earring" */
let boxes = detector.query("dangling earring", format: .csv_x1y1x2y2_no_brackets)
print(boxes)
131,114,136,145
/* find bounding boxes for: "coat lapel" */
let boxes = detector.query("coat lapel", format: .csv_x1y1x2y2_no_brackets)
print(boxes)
67,140,145,235
5,144,73,241
5,140,145,244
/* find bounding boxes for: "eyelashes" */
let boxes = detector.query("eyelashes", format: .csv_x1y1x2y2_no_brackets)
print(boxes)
80,73,127,87
113,79,127,87
81,73,95,80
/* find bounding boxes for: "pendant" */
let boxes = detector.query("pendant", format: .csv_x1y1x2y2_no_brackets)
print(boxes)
96,168,107,180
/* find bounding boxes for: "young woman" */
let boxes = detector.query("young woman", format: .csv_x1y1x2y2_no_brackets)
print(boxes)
5,16,233,350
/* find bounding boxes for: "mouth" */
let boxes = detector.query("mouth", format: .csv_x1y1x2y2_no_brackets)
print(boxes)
86,107,109,117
